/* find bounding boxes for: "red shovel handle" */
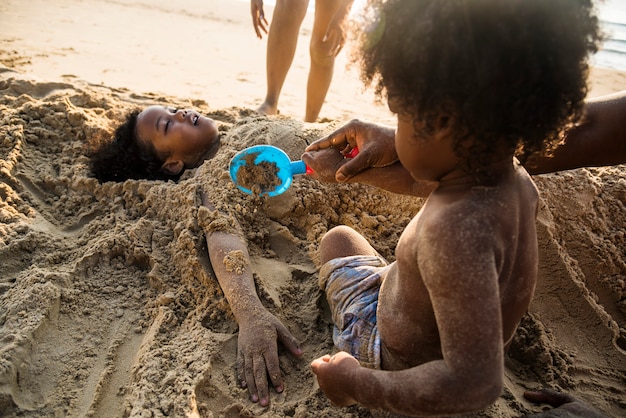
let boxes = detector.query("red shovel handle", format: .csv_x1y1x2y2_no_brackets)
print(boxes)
344,147,359,158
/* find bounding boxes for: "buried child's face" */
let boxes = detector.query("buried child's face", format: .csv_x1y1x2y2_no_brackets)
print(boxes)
136,105,220,169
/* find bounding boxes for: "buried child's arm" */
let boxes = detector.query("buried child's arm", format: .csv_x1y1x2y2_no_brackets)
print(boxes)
199,189,302,407
526,90,626,174
303,119,436,196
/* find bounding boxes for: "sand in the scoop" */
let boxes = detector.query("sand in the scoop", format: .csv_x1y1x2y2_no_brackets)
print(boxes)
236,153,281,194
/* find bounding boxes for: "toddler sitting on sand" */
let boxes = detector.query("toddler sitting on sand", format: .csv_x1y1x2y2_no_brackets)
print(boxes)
303,0,602,415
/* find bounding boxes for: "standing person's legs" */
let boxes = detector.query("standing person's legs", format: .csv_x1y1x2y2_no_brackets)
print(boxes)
257,0,309,116
305,0,345,122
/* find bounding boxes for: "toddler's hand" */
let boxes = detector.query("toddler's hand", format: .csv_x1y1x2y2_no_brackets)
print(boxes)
311,352,360,407
302,148,351,183
305,120,398,182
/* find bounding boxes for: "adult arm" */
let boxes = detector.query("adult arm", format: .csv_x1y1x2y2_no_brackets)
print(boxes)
526,90,626,174
200,189,302,406
302,119,436,196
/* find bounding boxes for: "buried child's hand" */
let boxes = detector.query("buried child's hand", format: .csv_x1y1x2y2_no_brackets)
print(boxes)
237,310,302,407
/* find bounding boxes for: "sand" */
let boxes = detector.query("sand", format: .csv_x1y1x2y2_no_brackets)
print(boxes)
1,1,625,417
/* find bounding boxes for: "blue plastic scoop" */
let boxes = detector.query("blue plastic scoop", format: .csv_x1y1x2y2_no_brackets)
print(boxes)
229,144,358,197
229,145,306,197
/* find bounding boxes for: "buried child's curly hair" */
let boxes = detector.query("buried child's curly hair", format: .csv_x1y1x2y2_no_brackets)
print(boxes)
87,109,182,183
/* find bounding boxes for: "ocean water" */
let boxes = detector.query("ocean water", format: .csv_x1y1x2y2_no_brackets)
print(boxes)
595,0,626,71
244,0,626,71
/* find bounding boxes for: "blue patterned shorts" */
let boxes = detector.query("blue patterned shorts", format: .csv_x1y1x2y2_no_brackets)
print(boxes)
319,255,391,369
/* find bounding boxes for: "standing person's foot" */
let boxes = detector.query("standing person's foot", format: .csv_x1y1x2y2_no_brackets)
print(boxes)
256,102,279,116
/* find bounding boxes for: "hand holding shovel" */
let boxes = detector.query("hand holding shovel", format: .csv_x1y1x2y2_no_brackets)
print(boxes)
229,145,358,197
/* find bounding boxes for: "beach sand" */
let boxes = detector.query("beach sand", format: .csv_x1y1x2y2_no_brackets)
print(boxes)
1,0,625,417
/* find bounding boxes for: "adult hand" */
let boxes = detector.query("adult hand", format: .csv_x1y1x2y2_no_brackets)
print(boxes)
311,351,360,407
522,388,608,417
322,0,355,56
304,119,398,182
251,0,269,39
323,14,347,56
237,310,302,406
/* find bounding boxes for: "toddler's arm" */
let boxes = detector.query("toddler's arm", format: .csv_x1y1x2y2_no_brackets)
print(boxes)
303,120,436,196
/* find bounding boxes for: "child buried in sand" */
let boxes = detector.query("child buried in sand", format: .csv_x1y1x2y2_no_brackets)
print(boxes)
302,0,602,415
88,106,302,407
